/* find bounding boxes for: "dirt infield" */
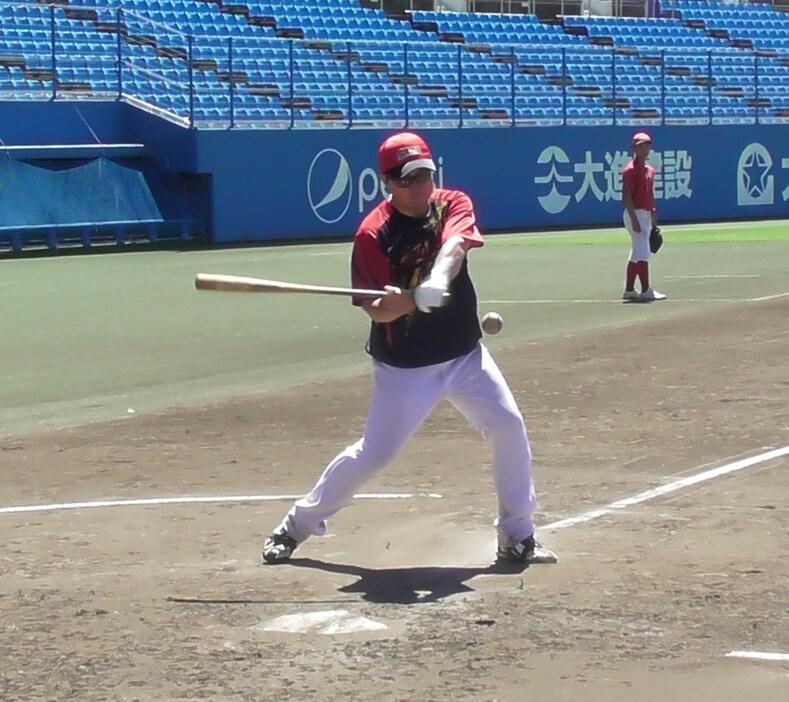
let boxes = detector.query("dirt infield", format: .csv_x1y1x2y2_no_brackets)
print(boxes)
1,298,787,701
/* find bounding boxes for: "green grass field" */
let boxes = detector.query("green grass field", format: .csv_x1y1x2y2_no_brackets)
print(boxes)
494,219,789,246
1,220,787,436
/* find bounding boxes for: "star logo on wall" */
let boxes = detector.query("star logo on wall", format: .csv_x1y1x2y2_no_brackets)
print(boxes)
741,151,771,199
737,143,774,206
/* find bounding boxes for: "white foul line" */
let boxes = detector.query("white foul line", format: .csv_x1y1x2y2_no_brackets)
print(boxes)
542,446,789,531
483,293,789,305
664,275,761,279
751,291,789,302
2,447,787,520
0,492,443,516
725,651,789,662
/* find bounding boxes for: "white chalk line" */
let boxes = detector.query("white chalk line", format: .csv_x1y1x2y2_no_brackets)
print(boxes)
483,293,789,305
3,448,786,522
0,492,443,516
751,291,789,302
664,274,761,279
725,651,789,662
542,446,789,664
484,298,700,304
3,444,786,525
4,446,788,640
663,273,762,280
542,446,789,531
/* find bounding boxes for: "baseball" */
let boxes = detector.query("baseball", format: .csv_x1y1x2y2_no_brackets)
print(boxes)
481,312,503,335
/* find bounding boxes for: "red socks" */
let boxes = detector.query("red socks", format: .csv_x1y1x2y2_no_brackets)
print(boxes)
625,261,638,292
625,261,650,292
637,261,650,292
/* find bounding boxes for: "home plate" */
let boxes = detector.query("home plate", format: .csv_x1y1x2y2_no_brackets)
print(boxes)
255,609,388,635
725,650,789,662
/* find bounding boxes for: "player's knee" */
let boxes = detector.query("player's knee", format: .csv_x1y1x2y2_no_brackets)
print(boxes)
484,408,526,440
354,437,400,469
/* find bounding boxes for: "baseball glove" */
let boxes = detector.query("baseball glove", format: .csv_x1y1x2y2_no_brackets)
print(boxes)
649,225,663,254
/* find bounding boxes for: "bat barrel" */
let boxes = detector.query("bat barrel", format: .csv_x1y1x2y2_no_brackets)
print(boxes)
194,273,386,298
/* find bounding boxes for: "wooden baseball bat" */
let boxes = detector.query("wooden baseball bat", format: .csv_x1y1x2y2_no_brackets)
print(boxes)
194,273,387,299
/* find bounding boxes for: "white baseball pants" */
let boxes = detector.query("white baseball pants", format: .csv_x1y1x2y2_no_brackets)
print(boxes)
279,343,538,545
623,209,652,261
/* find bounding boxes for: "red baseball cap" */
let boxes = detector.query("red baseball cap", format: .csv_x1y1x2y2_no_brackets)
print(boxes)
378,132,436,178
632,131,652,146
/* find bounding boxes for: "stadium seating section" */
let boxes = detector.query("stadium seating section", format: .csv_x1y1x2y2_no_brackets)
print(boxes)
0,0,787,126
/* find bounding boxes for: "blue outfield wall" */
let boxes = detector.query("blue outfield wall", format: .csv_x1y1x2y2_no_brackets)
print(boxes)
1,102,787,243
195,125,789,242
0,101,196,171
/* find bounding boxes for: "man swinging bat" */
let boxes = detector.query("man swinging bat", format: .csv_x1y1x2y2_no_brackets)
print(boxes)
260,132,557,567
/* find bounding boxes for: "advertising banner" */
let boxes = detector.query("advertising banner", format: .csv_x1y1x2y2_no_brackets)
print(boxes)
195,125,789,242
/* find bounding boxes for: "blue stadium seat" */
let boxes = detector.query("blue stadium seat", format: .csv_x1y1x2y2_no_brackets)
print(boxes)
2,0,786,124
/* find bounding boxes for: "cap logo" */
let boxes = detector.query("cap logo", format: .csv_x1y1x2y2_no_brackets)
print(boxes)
396,146,422,163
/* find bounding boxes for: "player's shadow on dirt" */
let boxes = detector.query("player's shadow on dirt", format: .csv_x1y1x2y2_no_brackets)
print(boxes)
285,558,528,604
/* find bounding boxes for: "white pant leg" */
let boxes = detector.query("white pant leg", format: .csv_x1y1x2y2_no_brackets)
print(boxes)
280,359,446,542
623,209,652,262
444,344,537,544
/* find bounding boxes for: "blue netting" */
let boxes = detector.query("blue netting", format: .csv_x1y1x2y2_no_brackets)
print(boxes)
0,156,162,227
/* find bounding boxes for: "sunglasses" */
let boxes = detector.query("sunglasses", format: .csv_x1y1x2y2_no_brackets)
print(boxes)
389,170,434,188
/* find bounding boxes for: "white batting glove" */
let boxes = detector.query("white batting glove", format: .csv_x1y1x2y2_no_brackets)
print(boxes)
414,273,450,313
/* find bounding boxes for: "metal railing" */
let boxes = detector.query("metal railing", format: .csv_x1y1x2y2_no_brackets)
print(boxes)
0,2,787,129
375,0,789,14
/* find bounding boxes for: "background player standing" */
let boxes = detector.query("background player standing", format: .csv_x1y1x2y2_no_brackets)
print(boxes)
263,131,556,567
622,132,666,302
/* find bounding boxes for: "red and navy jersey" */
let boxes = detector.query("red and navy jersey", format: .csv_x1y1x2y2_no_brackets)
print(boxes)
622,159,656,212
351,188,484,368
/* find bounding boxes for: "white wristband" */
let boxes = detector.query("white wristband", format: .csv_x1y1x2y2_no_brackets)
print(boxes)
414,273,450,313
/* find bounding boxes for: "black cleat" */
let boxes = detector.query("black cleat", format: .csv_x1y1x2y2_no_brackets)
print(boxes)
497,534,558,565
261,528,299,564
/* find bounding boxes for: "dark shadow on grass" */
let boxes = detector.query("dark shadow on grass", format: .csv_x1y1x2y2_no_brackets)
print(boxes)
281,557,529,604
